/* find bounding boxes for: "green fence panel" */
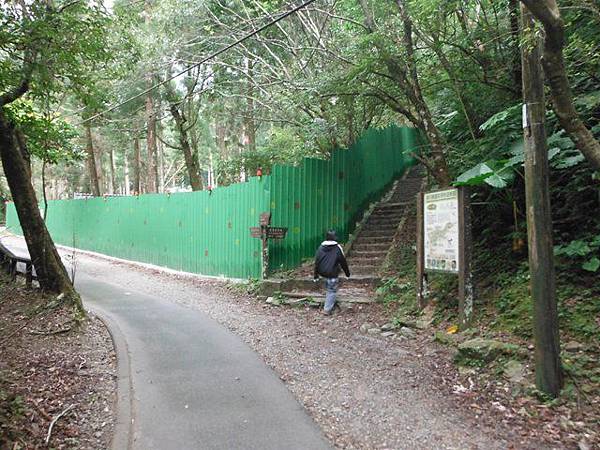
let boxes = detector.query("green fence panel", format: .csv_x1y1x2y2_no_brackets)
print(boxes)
5,125,416,279
268,125,417,271
5,176,270,278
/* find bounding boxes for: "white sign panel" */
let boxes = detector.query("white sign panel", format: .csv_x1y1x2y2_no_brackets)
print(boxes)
424,188,459,273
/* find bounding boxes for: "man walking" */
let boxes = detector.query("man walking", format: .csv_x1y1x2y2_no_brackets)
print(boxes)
313,230,350,315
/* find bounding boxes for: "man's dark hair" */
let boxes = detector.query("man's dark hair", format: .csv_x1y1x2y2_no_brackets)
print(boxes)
326,230,338,241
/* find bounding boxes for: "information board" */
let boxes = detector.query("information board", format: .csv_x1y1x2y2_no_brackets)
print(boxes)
424,188,459,273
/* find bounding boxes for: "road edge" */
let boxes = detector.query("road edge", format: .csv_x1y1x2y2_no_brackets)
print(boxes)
89,306,134,450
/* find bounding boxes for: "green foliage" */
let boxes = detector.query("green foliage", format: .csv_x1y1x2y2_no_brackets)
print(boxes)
557,284,600,342
491,273,533,338
376,276,414,307
555,235,600,273
4,100,82,164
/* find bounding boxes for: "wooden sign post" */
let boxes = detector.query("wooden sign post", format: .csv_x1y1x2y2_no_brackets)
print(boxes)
250,212,288,279
416,187,473,327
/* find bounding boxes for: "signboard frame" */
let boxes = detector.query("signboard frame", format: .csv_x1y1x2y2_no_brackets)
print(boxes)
416,186,473,327
423,188,460,274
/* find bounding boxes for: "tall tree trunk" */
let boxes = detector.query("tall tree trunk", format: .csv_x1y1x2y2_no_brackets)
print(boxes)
133,132,141,194
357,0,452,187
245,59,257,153
145,88,158,192
0,110,82,313
85,123,101,196
520,0,600,170
124,152,131,196
109,146,117,195
144,1,158,192
215,119,227,158
157,130,165,192
93,137,104,194
509,0,522,97
169,104,203,191
521,4,563,397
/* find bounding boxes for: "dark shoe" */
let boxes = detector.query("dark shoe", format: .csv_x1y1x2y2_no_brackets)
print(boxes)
322,309,332,316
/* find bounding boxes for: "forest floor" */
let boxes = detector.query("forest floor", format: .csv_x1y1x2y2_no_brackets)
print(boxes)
0,276,116,450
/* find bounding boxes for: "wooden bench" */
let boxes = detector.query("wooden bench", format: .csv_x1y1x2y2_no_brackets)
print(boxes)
0,241,36,287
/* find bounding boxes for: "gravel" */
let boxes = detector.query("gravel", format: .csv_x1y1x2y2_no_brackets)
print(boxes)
74,252,557,450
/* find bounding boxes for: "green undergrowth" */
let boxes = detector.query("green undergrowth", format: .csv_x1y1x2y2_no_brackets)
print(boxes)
226,277,263,297
380,226,600,389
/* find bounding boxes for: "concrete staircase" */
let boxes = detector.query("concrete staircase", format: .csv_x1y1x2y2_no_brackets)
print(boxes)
345,165,423,277
271,165,424,297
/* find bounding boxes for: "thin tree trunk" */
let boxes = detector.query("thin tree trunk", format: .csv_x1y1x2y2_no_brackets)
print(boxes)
124,153,131,196
145,89,158,192
169,104,203,191
41,160,48,221
0,110,82,312
521,4,563,397
245,59,257,153
93,137,104,194
144,1,158,192
357,0,452,187
216,119,227,158
509,0,522,97
520,0,600,170
157,131,165,192
133,133,141,194
84,123,101,196
109,147,117,195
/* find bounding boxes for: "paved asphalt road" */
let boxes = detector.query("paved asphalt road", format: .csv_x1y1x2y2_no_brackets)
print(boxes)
1,235,330,450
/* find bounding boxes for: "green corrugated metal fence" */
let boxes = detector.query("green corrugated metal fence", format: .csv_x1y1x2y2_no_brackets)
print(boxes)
6,177,270,278
268,126,415,271
5,126,416,278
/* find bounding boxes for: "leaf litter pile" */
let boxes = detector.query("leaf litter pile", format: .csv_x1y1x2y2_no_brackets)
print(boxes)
0,277,116,449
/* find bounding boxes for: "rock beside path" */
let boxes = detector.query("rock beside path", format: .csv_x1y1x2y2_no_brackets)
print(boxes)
456,338,527,364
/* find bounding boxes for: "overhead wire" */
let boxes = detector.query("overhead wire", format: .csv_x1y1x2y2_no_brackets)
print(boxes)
80,0,318,125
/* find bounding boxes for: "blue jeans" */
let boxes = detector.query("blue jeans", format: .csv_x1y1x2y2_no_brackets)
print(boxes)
324,278,339,313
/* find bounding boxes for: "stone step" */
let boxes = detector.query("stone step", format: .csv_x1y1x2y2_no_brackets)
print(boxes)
352,236,393,245
389,189,420,198
368,214,404,223
350,250,385,258
348,258,385,267
351,268,380,276
360,230,397,238
350,262,382,271
368,213,402,221
361,223,398,232
376,202,410,209
280,292,375,304
261,277,380,295
370,211,405,219
351,243,390,252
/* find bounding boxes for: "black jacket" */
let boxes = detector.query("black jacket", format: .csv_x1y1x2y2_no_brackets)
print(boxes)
314,240,350,279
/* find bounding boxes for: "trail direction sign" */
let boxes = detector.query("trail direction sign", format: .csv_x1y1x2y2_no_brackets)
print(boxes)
266,227,288,239
249,212,288,278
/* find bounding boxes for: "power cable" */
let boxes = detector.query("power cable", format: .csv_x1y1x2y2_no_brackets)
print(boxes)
80,0,318,125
